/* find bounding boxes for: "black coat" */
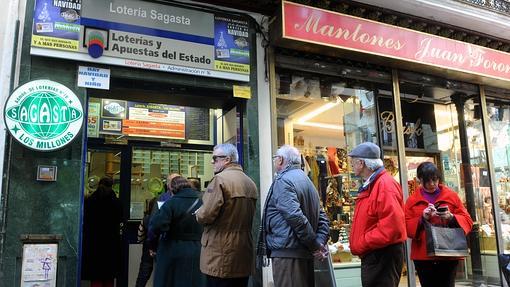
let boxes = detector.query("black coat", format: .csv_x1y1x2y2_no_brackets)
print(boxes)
81,189,122,280
150,187,205,287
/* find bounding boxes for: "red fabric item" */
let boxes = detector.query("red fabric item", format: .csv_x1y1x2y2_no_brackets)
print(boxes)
349,170,407,256
405,184,473,261
327,147,340,175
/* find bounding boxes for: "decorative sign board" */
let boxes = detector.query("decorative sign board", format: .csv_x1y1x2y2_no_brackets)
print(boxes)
31,0,251,81
4,79,84,151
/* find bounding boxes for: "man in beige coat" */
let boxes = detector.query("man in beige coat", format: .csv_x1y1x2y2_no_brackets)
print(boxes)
196,143,258,287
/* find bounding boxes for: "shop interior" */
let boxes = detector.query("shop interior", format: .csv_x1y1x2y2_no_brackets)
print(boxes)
275,51,504,285
81,79,243,286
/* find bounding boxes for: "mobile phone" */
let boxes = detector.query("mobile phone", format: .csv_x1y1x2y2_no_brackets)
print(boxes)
437,206,448,213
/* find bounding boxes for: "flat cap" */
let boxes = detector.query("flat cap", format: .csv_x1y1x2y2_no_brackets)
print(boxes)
348,142,380,159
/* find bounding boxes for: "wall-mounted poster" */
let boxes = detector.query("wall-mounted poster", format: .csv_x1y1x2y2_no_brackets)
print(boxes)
30,0,251,82
21,243,58,287
122,102,185,139
88,98,212,143
87,102,100,137
32,0,81,52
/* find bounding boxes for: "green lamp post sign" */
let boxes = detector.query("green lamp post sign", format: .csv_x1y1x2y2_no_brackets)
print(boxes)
4,79,83,151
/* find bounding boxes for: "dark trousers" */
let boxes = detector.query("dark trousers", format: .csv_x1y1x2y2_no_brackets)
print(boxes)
414,260,459,287
361,243,404,287
272,257,314,287
205,275,248,287
135,242,154,287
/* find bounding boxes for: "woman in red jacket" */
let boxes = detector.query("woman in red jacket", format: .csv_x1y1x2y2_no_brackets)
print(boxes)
405,162,473,287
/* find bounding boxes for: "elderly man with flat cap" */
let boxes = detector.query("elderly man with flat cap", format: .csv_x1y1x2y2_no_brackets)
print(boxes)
348,142,407,287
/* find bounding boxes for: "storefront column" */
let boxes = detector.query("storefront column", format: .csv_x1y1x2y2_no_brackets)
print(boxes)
479,86,507,287
452,92,484,283
260,45,276,287
391,69,416,287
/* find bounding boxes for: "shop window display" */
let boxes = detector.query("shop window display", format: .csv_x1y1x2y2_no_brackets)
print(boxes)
484,89,510,254
275,56,394,268
397,71,500,285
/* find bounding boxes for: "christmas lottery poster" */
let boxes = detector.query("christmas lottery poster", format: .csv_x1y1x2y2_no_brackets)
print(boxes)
213,14,250,75
32,0,82,51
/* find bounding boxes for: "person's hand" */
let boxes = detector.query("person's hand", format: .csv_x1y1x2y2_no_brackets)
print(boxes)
423,203,436,220
313,244,329,261
149,249,156,257
437,206,453,221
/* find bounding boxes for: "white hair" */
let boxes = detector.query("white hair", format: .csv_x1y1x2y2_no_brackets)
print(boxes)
214,143,239,163
360,158,384,171
276,145,301,166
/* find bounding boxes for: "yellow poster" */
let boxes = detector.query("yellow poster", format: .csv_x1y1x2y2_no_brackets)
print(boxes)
233,85,251,99
215,61,250,74
32,35,79,51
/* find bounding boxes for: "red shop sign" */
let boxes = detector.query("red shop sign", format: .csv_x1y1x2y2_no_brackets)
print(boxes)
283,1,510,82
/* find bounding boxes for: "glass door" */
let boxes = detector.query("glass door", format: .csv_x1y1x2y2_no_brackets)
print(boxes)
127,146,214,286
82,147,128,287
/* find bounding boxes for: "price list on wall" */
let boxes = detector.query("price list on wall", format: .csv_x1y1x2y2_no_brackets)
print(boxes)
185,107,211,141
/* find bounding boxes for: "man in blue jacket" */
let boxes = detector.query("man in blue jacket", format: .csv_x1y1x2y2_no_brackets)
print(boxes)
260,145,330,287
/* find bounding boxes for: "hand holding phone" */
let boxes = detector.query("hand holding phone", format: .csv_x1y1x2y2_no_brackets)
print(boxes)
436,205,452,220
436,206,448,213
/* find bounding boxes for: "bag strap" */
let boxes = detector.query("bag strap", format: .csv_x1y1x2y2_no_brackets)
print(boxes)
160,198,200,241
185,198,200,215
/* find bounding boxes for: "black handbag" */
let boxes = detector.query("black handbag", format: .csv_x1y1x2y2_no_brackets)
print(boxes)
424,219,469,257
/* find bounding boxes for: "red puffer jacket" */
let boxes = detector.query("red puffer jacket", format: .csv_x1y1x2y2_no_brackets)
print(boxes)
349,169,407,256
405,184,473,260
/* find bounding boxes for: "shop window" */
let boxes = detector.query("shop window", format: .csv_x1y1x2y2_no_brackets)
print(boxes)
274,59,395,272
398,71,500,286
484,89,510,255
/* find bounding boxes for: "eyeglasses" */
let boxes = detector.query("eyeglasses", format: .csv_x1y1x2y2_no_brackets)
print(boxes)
212,155,228,162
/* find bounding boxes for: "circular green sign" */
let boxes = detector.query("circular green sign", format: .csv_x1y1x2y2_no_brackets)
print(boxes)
4,79,84,151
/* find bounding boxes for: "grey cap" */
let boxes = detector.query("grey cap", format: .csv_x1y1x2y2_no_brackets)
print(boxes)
348,142,380,159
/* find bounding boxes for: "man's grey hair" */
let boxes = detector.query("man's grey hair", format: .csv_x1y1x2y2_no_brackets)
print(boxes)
276,145,301,166
214,143,239,163
360,158,384,171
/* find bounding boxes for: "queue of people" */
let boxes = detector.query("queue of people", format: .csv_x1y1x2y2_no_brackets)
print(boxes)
84,141,475,287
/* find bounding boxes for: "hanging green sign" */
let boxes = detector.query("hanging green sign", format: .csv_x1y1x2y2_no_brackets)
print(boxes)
4,79,84,151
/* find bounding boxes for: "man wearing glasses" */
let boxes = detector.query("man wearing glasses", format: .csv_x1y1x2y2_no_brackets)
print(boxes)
196,143,258,287
259,145,329,287
348,142,406,287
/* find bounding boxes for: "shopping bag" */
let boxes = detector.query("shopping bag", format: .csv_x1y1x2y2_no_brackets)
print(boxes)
424,220,469,257
314,252,337,287
498,254,510,284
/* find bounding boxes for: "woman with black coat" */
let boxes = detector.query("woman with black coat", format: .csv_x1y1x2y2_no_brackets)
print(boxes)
81,177,123,287
150,176,205,287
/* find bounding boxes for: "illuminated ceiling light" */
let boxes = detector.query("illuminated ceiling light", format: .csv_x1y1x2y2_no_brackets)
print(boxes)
296,102,340,123
296,122,343,130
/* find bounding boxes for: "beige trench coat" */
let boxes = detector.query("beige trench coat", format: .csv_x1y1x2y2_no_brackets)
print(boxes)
196,164,258,278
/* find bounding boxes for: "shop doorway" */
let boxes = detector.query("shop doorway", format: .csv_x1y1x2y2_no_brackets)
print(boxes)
80,90,242,286
81,147,127,287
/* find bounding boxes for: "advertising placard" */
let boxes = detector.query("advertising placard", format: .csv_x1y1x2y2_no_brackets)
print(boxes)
31,0,250,82
87,98,211,143
4,80,84,152
77,66,110,90
87,102,100,137
21,243,58,287
122,102,185,139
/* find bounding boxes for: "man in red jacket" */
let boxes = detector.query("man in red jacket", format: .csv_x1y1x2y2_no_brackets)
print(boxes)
348,142,407,287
